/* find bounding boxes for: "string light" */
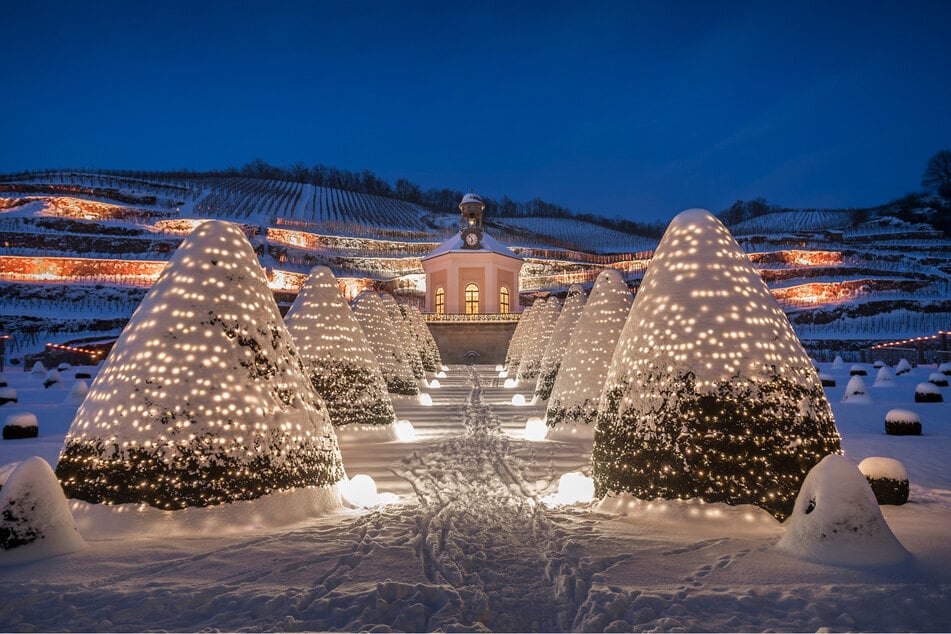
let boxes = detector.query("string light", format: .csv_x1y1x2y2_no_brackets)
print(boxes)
351,291,419,395
55,220,345,509
593,209,841,521
516,296,561,382
535,285,587,400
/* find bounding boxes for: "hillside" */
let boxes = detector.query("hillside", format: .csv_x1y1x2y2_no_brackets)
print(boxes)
0,170,948,363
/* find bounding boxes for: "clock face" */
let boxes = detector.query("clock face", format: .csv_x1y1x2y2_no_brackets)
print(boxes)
462,229,482,248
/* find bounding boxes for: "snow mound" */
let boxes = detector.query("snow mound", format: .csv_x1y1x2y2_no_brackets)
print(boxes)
43,369,62,389
818,372,835,387
841,375,872,403
938,362,951,375
535,285,586,400
56,220,344,510
30,361,47,376
542,472,595,505
596,494,780,537
546,269,631,429
873,366,895,388
885,408,920,424
0,387,17,406
895,358,912,375
284,266,396,432
594,209,840,520
0,457,86,563
832,355,845,369
914,382,942,402
928,372,948,387
69,485,341,539
63,379,89,405
849,364,868,376
777,454,909,566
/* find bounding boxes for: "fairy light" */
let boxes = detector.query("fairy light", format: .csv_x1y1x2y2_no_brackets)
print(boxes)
503,303,538,376
535,284,587,400
593,209,841,521
516,296,561,382
55,220,345,510
284,266,397,430
380,294,425,381
351,291,419,396
546,269,632,432
400,304,443,373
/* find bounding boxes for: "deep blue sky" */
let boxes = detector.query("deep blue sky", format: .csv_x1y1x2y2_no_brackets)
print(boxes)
4,1,950,223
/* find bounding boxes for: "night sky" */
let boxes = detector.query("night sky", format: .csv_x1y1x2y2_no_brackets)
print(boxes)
4,1,950,223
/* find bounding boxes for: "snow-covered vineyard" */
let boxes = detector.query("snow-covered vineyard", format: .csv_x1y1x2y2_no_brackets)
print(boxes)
0,206,949,632
1,171,949,360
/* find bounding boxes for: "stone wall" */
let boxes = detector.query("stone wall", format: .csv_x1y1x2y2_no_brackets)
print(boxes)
426,321,517,365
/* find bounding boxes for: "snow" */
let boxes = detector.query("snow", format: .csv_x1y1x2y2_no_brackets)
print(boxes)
886,408,921,424
0,457,86,563
62,378,88,405
874,364,896,387
0,363,949,630
916,382,941,395
516,296,560,382
858,456,908,481
776,454,910,566
535,284,586,400
422,229,523,261
939,362,951,375
3,412,37,429
929,371,949,386
896,358,913,375
352,291,419,396
850,363,868,375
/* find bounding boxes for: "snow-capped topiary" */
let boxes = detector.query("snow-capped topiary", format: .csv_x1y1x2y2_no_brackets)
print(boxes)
873,365,896,388
516,296,561,382
0,457,86,561
30,361,47,376
895,358,912,375
0,387,17,406
535,285,587,400
3,412,38,440
777,455,909,565
63,380,89,405
43,369,62,389
504,303,537,375
594,209,841,520
352,291,418,396
56,220,344,510
401,304,441,372
0,373,6,388
283,267,396,435
885,408,921,435
928,372,949,387
546,269,632,437
939,362,951,376
858,457,909,505
841,375,872,403
849,364,867,376
915,382,942,403
873,360,884,368
380,294,425,380
818,372,835,387
832,355,845,369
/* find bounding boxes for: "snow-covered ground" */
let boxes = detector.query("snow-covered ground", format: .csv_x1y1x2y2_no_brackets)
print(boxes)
0,363,949,631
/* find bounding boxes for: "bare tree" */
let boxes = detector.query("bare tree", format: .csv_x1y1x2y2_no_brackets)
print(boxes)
922,150,951,200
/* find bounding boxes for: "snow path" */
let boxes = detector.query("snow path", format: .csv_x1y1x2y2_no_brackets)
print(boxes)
1,365,950,631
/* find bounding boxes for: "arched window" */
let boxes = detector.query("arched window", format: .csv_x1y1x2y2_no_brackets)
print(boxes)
435,287,445,314
465,283,480,314
499,285,510,313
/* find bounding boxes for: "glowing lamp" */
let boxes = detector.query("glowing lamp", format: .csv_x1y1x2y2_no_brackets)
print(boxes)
524,416,547,441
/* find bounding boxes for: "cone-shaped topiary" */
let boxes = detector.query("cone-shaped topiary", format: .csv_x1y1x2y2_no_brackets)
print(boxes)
517,297,561,382
401,304,441,372
284,266,396,430
535,285,587,400
504,303,537,375
352,291,419,395
546,269,632,434
380,294,425,380
594,209,841,520
56,220,345,510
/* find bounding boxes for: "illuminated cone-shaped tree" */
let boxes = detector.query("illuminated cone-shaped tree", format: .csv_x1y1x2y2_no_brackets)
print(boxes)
594,209,841,520
535,285,587,400
517,297,561,382
402,304,441,372
546,270,631,435
352,291,419,395
504,303,537,375
381,294,425,380
284,266,396,433
56,220,344,510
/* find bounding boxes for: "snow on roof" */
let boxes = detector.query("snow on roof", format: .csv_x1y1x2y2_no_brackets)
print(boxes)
284,266,396,430
422,230,522,261
56,220,344,509
460,193,484,206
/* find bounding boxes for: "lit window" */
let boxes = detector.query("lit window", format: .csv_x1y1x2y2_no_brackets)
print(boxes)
435,287,445,314
499,285,510,313
465,283,479,314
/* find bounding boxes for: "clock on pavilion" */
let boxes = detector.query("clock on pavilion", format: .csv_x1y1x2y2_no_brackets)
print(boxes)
421,192,523,315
